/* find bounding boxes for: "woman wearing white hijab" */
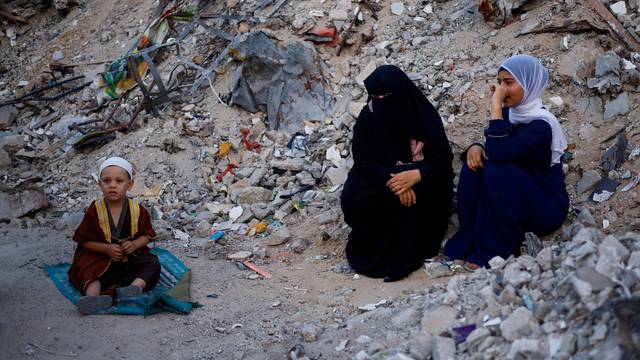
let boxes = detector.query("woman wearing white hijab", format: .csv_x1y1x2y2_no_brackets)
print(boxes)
441,55,569,269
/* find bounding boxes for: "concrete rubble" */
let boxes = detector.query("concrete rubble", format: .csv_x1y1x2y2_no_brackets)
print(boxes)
299,211,640,359
1,0,640,358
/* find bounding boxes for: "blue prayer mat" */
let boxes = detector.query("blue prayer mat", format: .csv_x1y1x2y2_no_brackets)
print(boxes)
45,247,197,315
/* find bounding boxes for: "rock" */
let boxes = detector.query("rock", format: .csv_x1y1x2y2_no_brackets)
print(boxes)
325,164,350,186
329,9,348,21
507,339,544,359
356,335,372,344
195,220,211,238
0,134,22,166
408,333,433,360
392,308,418,328
335,339,349,352
549,332,576,358
595,240,626,277
0,189,49,221
0,105,18,130
271,158,305,172
227,251,252,260
519,18,539,35
429,21,443,35
356,61,379,86
390,2,405,16
301,324,319,342
349,101,366,119
466,327,490,348
267,227,291,246
53,0,80,12
604,92,630,120
577,170,601,194
421,305,457,336
488,256,506,269
230,186,273,204
355,351,369,360
595,53,621,77
56,211,84,229
548,96,564,108
51,50,64,61
628,251,640,268
424,262,454,278
229,205,244,222
250,203,271,220
590,323,607,342
317,209,339,225
503,262,532,286
499,307,538,341
599,235,630,261
249,167,268,186
575,266,615,291
295,171,315,186
610,1,627,15
291,238,310,253
100,30,113,43
431,336,455,360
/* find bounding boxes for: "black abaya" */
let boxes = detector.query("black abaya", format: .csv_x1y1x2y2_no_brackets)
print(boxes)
340,65,454,279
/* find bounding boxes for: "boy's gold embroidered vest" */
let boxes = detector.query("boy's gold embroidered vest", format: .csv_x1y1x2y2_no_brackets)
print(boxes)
94,197,140,243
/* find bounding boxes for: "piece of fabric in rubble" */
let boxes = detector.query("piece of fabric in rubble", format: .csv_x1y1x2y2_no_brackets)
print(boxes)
478,0,531,27
230,31,334,131
95,5,197,106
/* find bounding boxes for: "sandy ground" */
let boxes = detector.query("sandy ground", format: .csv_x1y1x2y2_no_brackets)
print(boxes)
0,225,447,359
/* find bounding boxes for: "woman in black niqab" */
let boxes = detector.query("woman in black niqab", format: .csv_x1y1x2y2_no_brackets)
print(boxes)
341,65,454,282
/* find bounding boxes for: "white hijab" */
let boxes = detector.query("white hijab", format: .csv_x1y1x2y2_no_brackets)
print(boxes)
500,55,568,166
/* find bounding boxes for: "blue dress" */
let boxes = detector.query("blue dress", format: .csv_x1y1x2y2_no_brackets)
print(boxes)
443,110,569,267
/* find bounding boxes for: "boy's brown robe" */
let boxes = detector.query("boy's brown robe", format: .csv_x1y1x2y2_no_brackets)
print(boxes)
68,199,157,293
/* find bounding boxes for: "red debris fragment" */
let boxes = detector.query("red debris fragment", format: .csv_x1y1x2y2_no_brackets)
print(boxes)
216,163,238,182
240,128,261,153
305,27,340,47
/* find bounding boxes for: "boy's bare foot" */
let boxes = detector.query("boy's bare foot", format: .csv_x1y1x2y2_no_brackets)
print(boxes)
77,295,112,315
116,285,143,299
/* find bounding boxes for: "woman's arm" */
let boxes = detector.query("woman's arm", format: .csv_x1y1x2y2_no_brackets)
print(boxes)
484,119,552,163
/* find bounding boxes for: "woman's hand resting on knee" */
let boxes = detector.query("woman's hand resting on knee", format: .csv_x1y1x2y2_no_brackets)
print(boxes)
387,169,421,195
398,188,416,207
466,145,487,171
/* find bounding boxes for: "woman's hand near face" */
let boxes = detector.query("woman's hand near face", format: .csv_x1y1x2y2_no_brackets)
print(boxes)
398,188,417,207
466,145,487,171
490,83,507,119
387,169,421,195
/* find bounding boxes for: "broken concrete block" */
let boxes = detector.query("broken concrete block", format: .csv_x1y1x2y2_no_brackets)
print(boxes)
431,336,455,360
0,105,18,130
421,305,457,336
595,53,621,77
0,189,49,221
499,307,537,341
390,2,405,16
604,92,630,120
577,170,601,194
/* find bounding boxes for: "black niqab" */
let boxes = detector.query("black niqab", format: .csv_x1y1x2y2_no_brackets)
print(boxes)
363,65,445,167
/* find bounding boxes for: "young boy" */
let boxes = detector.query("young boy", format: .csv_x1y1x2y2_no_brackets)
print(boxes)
68,156,160,314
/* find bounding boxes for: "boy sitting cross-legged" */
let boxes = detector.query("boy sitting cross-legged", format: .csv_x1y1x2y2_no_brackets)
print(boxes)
68,156,160,314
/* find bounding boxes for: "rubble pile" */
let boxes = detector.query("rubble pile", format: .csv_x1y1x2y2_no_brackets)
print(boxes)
297,211,640,359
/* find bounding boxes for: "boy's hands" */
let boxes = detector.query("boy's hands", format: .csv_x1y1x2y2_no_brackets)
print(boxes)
121,240,138,255
107,244,124,261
